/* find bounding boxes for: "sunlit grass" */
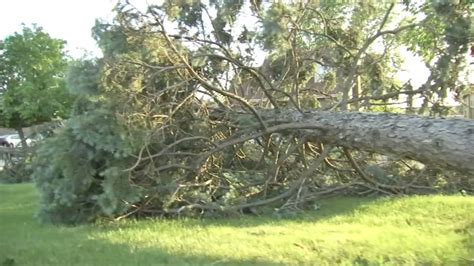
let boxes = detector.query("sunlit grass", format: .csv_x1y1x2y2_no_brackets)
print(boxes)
1,183,473,265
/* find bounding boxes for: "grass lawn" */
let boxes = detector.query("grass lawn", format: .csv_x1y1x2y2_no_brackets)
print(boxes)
0,183,473,265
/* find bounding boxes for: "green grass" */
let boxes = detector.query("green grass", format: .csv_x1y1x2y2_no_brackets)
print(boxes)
1,183,473,265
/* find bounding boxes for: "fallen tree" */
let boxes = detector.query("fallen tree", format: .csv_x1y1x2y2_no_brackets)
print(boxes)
32,1,474,224
33,103,474,223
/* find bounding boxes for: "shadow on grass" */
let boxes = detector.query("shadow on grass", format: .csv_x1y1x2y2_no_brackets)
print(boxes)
1,223,287,266
0,184,279,265
166,195,382,229
0,217,284,266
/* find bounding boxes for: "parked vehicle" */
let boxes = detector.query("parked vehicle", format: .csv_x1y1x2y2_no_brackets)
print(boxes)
1,134,33,147
0,137,12,147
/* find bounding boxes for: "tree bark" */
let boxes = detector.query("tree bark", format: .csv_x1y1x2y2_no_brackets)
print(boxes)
250,110,474,174
16,127,29,155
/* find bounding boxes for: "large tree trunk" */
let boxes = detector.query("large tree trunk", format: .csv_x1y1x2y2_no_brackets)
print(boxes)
248,110,474,174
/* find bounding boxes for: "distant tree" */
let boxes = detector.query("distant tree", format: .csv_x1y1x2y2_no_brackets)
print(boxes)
0,25,73,147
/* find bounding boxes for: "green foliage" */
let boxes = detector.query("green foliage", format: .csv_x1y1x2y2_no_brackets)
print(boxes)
91,20,129,58
259,3,292,50
98,166,142,215
402,0,472,109
0,25,73,128
33,14,201,223
162,0,203,28
33,108,139,224
254,0,471,113
66,58,102,96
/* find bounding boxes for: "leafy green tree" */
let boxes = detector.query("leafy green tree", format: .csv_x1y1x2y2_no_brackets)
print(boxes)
0,25,73,146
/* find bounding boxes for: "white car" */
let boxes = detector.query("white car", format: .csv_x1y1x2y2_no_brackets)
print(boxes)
3,134,33,147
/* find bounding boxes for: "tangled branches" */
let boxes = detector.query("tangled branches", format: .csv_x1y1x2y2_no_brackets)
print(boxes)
33,1,474,224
